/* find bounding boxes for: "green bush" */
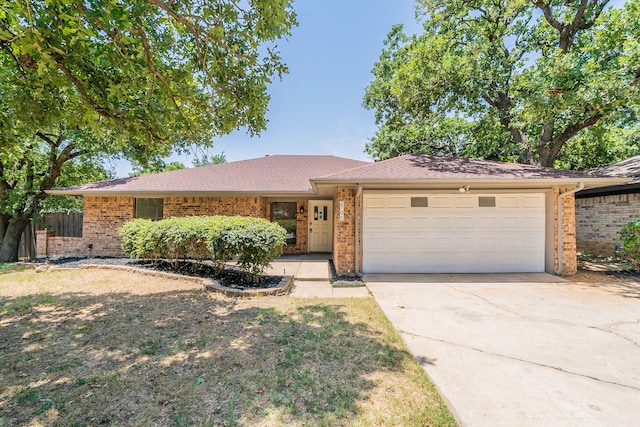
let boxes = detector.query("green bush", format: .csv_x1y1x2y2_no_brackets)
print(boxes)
118,216,287,278
619,220,640,270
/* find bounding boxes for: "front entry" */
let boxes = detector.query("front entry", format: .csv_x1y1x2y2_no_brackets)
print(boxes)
308,200,333,252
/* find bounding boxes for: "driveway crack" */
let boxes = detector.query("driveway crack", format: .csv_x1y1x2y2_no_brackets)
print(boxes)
589,319,640,350
402,330,640,392
443,284,524,318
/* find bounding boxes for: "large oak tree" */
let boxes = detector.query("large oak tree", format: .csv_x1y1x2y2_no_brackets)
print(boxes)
0,0,296,262
363,0,640,167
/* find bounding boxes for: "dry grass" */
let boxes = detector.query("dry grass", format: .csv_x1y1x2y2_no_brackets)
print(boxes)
0,267,456,426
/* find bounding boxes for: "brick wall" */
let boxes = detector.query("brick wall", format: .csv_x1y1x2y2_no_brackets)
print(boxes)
36,230,90,258
163,196,267,218
553,188,578,274
333,187,357,274
48,237,87,257
575,192,640,256
48,196,309,258
83,197,135,256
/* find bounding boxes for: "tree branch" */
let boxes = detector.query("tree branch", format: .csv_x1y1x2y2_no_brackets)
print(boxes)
547,113,604,161
534,1,562,30
130,27,183,115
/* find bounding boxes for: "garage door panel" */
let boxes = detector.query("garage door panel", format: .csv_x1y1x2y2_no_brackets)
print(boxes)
500,217,519,228
363,193,545,273
476,237,498,250
521,216,544,228
386,196,407,208
522,196,544,208
365,216,385,229
387,216,408,229
455,217,474,228
431,217,452,228
409,216,430,228
478,217,498,228
364,196,384,208
455,196,475,208
499,196,520,208
431,197,453,208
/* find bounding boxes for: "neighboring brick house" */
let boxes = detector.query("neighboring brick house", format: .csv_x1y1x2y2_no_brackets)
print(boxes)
575,156,639,256
47,154,625,275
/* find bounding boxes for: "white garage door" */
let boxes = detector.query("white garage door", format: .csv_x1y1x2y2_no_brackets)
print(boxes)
363,193,546,273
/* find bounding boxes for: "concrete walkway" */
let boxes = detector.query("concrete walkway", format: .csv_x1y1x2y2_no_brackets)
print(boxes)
366,273,640,426
266,254,369,298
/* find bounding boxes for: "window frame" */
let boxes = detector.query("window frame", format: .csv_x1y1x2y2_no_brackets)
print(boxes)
134,198,164,221
270,201,297,246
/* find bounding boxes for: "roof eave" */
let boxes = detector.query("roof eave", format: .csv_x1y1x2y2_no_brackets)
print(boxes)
310,177,630,190
45,189,319,198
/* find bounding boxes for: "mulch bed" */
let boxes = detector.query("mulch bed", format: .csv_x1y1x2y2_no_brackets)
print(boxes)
47,257,284,291
131,259,283,290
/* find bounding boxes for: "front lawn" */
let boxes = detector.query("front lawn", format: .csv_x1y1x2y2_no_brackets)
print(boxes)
0,268,456,426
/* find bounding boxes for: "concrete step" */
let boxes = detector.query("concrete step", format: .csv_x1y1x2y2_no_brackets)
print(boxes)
294,260,331,281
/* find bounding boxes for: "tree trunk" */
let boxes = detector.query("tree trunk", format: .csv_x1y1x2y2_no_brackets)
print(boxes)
0,214,9,246
0,216,31,263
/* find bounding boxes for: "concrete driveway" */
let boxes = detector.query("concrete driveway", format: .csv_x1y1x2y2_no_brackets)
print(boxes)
365,273,640,426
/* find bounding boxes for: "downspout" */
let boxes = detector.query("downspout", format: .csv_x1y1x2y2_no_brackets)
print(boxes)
355,184,363,277
555,182,585,275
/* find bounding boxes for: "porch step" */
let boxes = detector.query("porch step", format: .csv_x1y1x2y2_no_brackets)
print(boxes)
294,260,331,281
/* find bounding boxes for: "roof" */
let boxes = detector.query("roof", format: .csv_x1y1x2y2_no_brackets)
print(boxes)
311,153,629,192
49,155,370,196
50,153,629,197
589,155,640,180
577,156,640,198
315,153,597,180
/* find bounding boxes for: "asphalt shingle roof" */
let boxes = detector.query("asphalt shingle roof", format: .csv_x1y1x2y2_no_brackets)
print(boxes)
589,155,640,181
315,153,594,181
53,155,370,195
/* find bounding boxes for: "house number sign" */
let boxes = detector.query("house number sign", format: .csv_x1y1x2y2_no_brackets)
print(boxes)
339,200,344,221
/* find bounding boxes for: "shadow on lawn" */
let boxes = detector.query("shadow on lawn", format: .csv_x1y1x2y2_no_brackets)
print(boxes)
0,290,414,426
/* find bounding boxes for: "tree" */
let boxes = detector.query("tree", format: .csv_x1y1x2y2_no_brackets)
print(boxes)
0,0,297,262
192,151,227,166
363,0,640,167
130,161,186,177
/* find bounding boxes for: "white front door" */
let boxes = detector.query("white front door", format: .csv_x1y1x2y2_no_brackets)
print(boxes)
308,200,333,252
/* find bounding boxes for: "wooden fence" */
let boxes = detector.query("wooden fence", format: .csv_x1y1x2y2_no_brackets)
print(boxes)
18,213,83,260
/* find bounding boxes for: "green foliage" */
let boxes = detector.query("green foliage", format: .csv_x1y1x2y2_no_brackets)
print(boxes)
0,0,298,153
0,0,297,261
619,220,640,270
192,152,227,167
364,0,640,168
129,161,186,178
119,216,286,279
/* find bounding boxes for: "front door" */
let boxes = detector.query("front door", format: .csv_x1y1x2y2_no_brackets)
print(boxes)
308,200,333,252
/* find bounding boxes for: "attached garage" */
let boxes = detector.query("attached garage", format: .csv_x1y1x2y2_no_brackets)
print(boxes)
363,192,546,273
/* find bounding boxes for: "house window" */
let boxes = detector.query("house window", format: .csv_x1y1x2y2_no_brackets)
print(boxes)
271,202,297,245
135,198,164,220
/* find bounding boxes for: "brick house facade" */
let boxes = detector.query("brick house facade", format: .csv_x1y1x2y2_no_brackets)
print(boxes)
575,193,640,256
45,154,624,275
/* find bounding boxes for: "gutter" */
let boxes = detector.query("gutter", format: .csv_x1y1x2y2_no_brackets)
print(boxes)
355,184,363,277
555,182,585,275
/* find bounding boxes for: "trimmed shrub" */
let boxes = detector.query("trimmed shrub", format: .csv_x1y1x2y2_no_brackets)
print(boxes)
619,220,640,270
219,218,288,281
118,216,287,278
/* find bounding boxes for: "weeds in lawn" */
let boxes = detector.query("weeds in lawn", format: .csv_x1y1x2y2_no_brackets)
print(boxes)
0,269,457,426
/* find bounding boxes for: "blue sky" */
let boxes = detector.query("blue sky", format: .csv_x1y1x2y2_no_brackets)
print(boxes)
112,1,422,176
